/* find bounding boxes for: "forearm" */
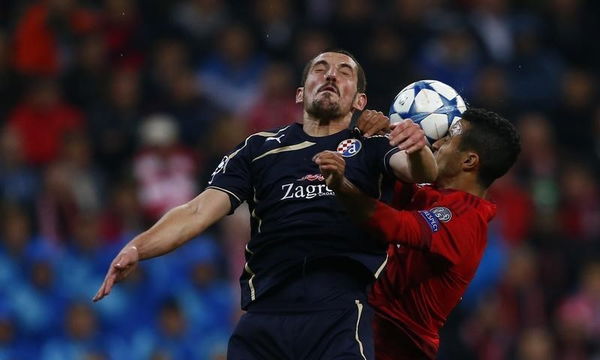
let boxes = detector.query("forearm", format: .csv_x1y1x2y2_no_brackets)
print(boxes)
365,202,431,249
391,147,438,183
335,179,430,248
128,204,200,260
408,146,438,183
335,177,379,222
127,189,230,260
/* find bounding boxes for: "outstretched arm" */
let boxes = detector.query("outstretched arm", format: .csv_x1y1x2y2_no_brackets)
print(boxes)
316,151,480,264
93,188,231,301
315,151,433,248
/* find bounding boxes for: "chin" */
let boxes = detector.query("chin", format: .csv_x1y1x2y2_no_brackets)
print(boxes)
307,101,342,120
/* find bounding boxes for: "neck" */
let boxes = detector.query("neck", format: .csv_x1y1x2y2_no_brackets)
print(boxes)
302,111,353,137
436,174,487,198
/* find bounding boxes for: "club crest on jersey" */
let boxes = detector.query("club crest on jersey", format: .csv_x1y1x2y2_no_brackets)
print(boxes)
431,207,452,222
337,139,362,157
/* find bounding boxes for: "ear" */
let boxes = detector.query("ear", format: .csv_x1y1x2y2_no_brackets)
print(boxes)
353,92,367,111
462,152,479,171
296,87,304,104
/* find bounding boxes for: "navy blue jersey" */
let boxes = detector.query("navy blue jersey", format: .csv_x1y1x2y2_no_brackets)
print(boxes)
207,123,400,309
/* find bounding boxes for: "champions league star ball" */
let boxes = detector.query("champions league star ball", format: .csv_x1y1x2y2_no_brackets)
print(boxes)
389,80,467,145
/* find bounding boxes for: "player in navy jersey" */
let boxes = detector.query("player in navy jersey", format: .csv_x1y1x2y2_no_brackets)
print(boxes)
316,108,521,359
93,50,437,359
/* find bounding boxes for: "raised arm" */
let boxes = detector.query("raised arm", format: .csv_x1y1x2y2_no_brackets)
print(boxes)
93,188,231,301
355,110,437,183
387,119,438,183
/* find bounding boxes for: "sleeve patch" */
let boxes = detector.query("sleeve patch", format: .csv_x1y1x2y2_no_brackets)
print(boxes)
430,206,453,222
208,155,230,184
418,210,441,232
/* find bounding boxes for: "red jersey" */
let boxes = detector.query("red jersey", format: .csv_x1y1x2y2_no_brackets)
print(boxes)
367,182,496,359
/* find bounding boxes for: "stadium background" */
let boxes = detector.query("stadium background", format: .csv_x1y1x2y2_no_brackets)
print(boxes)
1,0,599,359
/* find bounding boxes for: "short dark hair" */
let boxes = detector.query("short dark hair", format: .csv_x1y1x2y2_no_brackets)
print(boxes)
300,49,367,93
459,108,521,187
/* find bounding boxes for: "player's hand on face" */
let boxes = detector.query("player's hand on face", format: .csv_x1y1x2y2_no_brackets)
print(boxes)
92,245,139,302
389,119,428,155
313,150,346,190
356,110,390,137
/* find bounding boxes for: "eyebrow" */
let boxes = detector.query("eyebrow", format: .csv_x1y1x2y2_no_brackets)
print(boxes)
312,60,355,73
312,60,328,68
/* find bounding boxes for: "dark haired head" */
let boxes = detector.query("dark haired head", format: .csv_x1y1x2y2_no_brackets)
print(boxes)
300,49,367,93
459,108,521,187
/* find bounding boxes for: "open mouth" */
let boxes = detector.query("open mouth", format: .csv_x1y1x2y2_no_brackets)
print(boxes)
318,85,339,95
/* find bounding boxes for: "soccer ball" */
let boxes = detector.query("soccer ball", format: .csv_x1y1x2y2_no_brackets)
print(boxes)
389,80,466,145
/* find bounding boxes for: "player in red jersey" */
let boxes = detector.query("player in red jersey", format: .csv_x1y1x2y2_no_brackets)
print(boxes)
315,108,521,359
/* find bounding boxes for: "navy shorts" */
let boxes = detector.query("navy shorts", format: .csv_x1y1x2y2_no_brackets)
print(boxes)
227,298,374,360
228,260,376,359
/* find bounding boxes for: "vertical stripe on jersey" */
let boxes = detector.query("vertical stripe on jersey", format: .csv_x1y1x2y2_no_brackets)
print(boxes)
244,263,256,301
354,300,368,360
374,253,389,279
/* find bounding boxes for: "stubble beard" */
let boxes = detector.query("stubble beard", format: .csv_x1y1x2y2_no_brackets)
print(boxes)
306,95,344,122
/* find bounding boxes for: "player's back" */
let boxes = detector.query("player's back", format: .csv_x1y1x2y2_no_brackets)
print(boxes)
369,183,496,359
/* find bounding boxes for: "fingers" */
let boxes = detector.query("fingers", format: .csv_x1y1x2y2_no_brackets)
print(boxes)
356,111,375,136
313,150,343,164
405,137,429,155
314,152,346,189
357,110,390,137
315,155,345,173
93,270,117,302
92,282,105,302
389,120,427,153
103,269,117,295
92,247,139,302
313,151,346,188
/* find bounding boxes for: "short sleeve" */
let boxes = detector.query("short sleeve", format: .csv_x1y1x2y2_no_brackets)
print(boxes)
365,135,400,176
206,140,253,213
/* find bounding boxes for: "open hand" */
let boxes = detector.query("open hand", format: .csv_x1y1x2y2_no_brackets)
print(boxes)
93,245,139,302
313,151,346,190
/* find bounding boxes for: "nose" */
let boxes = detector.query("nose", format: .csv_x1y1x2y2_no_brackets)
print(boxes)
325,68,337,81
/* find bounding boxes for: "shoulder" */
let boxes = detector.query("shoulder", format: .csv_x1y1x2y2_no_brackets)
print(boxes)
432,189,497,224
248,124,293,140
360,134,399,161
236,124,294,149
362,134,392,146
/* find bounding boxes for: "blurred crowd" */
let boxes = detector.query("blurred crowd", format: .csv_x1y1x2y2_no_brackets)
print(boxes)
0,0,599,359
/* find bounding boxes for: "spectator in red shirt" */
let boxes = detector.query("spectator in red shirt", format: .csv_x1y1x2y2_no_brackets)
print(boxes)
12,0,98,76
316,108,521,359
8,78,84,166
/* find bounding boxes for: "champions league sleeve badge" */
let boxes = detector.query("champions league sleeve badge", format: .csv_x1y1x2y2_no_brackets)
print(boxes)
430,207,453,222
337,139,362,157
